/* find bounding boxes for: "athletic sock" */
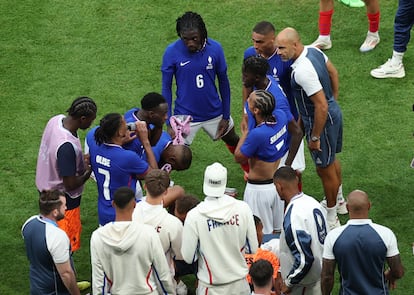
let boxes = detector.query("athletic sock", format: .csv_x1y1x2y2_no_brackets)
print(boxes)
391,50,404,65
319,9,333,36
367,12,380,33
326,206,337,222
336,184,344,202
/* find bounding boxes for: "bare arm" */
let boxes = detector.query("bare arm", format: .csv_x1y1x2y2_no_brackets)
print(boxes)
55,260,81,295
308,90,328,151
284,119,303,166
234,115,249,164
135,121,158,170
385,254,404,290
326,60,339,100
321,258,336,295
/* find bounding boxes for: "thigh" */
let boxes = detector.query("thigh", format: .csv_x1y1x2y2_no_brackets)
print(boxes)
202,115,235,141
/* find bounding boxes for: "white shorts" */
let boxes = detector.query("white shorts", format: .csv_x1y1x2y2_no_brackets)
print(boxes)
243,182,284,234
184,115,235,145
197,278,250,295
279,139,306,173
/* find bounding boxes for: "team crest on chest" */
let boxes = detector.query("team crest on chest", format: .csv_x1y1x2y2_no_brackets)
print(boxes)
272,67,280,81
206,56,213,70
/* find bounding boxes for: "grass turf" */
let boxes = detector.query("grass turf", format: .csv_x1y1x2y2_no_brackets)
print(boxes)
0,0,412,294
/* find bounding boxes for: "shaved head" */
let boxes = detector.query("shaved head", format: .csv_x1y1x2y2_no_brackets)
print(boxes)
346,190,371,218
275,27,303,61
278,27,300,43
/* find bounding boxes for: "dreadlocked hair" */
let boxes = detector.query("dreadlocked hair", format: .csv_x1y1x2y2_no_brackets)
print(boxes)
66,96,97,118
253,90,276,122
243,56,269,77
94,113,122,145
176,11,207,41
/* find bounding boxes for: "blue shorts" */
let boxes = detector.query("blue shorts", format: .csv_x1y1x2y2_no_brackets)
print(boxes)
304,102,343,167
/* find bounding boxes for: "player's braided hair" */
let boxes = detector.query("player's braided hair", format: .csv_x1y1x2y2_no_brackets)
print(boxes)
243,56,269,77
253,21,276,35
94,113,122,145
253,90,275,122
66,96,97,118
39,190,65,216
176,11,208,42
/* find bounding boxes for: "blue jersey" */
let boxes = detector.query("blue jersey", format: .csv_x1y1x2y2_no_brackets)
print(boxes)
244,47,298,120
162,38,231,122
246,75,293,131
150,131,172,163
90,143,149,225
241,109,289,162
123,108,146,158
323,219,400,295
290,46,341,125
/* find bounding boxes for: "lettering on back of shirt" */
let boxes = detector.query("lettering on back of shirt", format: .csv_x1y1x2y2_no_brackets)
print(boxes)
96,155,111,167
270,125,287,144
206,214,239,231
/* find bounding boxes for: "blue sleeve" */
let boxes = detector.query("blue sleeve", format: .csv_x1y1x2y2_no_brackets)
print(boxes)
217,71,231,120
216,44,231,120
240,130,259,158
161,46,175,122
57,142,77,177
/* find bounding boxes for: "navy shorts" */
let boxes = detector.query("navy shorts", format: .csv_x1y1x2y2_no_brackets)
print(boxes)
304,102,343,167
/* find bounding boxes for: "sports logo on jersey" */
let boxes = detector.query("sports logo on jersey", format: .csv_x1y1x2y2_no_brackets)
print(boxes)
206,56,213,70
313,208,327,244
272,67,280,81
180,61,191,66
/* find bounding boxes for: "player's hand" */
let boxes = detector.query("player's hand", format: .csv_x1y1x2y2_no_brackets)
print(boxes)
308,139,321,152
167,125,176,139
135,121,150,144
384,269,397,290
215,118,229,140
281,282,291,294
83,154,90,167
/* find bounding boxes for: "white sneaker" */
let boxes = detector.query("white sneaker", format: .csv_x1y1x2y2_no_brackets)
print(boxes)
176,280,188,295
360,31,380,52
311,36,332,50
328,216,341,230
370,59,405,78
320,197,348,215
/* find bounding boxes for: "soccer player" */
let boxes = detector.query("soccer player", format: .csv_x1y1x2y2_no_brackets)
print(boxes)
243,21,305,185
91,187,174,295
22,190,80,295
321,190,405,294
276,27,345,229
234,90,289,234
242,56,302,169
370,0,414,79
244,21,297,120
36,96,97,252
161,12,240,156
89,113,156,225
181,162,258,295
132,169,184,289
123,92,168,151
274,166,328,294
311,0,380,52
